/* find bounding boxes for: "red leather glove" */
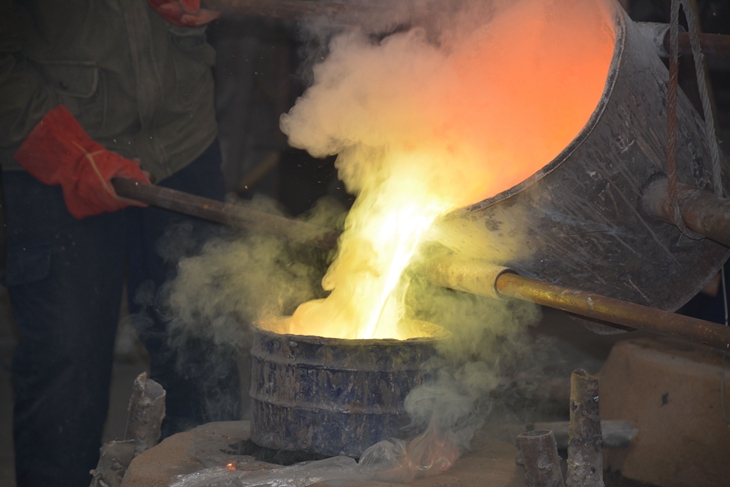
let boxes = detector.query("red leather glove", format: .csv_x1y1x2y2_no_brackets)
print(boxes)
148,0,221,27
14,105,150,219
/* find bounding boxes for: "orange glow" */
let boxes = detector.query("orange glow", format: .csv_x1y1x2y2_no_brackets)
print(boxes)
280,0,616,340
442,0,618,199
226,462,237,471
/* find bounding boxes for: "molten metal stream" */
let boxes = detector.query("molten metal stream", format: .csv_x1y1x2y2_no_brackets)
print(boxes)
281,0,616,340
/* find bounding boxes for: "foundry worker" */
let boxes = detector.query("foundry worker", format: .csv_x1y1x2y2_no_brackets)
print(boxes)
0,1,241,486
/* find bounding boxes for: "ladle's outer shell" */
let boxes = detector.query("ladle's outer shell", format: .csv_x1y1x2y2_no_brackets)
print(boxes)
454,7,729,329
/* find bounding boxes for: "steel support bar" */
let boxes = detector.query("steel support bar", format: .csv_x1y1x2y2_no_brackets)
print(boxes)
642,177,730,248
614,22,730,60
495,272,730,351
424,256,730,351
112,178,340,250
666,31,730,59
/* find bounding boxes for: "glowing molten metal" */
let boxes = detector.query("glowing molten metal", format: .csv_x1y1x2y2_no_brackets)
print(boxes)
279,0,616,340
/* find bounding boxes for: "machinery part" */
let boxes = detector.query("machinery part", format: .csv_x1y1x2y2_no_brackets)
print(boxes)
667,32,730,59
424,256,730,351
452,6,729,318
635,21,730,59
112,178,340,251
496,273,730,351
566,369,603,487
515,430,565,487
423,256,515,300
669,31,730,59
643,176,730,248
249,323,446,457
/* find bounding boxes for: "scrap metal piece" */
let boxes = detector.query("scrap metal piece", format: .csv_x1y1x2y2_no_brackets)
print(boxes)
516,430,566,487
126,372,166,456
89,373,166,487
635,22,730,59
566,369,603,487
89,440,136,487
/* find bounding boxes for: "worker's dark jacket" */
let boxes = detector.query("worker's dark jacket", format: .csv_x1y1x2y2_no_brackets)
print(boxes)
0,0,218,182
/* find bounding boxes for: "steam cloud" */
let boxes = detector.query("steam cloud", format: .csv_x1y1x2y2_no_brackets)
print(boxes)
283,0,615,204
160,0,616,463
159,196,344,348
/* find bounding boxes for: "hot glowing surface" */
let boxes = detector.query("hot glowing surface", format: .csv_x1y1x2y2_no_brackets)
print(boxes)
280,0,616,340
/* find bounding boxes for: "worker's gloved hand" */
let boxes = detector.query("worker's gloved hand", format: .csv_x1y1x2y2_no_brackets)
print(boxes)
148,0,221,27
14,105,150,219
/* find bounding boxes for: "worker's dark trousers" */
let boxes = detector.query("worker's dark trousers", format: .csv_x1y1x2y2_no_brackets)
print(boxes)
3,141,241,487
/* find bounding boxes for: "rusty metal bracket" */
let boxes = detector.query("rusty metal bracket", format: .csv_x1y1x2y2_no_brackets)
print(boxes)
642,176,730,248
626,21,730,59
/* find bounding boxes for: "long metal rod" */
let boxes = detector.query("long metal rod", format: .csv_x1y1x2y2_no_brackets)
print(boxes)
496,272,730,351
642,176,730,248
666,31,730,59
425,257,730,351
112,178,340,250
